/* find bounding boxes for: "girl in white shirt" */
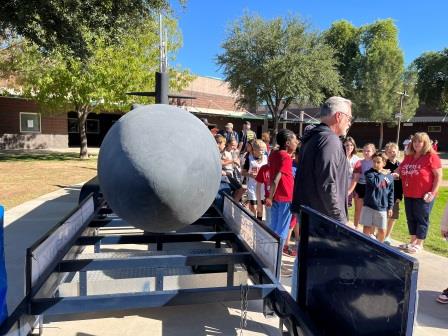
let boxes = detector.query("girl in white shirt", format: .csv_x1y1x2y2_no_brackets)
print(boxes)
242,140,267,217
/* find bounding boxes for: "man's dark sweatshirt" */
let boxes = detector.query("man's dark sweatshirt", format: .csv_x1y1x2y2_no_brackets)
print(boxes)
364,168,394,211
291,123,348,223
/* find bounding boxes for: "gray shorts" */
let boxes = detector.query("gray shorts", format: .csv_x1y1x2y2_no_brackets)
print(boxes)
360,206,387,229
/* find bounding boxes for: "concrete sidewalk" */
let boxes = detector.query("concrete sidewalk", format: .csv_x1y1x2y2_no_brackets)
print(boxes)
3,186,448,335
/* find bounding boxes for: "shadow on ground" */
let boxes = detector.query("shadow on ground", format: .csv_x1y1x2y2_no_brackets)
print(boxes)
3,185,82,312
45,301,279,336
417,290,448,329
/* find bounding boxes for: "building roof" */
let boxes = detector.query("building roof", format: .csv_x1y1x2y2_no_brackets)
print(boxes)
354,115,448,123
179,105,264,120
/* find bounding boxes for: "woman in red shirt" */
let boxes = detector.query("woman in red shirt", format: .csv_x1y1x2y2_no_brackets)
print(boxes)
396,132,442,253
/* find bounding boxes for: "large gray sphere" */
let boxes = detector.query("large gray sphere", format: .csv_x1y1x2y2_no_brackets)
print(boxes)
98,104,221,232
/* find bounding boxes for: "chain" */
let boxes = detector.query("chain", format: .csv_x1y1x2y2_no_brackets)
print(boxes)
239,283,249,336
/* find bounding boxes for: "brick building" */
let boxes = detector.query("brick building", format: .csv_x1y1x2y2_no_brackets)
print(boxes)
0,96,68,149
281,104,448,151
1,75,446,150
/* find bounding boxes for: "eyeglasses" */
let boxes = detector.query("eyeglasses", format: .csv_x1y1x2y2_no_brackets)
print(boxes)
338,111,353,123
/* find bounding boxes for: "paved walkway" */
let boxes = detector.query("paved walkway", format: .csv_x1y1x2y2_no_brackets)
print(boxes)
2,185,448,335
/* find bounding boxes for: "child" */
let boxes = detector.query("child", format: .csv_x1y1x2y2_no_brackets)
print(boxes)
242,140,267,218
383,142,403,244
283,148,301,257
349,143,376,228
265,129,299,245
255,163,270,224
216,135,244,202
360,152,394,242
343,137,360,209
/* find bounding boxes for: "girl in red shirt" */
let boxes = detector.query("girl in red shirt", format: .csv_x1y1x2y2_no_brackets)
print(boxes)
396,132,442,253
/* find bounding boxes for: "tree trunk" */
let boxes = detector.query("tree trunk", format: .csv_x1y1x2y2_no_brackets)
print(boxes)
78,108,89,160
379,121,384,150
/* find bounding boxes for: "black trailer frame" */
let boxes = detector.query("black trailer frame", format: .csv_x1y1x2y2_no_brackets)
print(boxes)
0,192,320,336
0,191,418,336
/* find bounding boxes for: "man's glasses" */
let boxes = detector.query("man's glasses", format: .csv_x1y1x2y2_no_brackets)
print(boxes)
338,111,353,123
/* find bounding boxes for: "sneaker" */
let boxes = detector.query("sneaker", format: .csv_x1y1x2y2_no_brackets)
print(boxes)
437,288,448,304
384,237,391,245
281,265,292,277
369,234,377,240
282,246,297,257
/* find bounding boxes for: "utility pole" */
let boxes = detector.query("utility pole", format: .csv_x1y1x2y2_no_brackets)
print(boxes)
299,111,304,138
395,90,409,145
155,13,168,104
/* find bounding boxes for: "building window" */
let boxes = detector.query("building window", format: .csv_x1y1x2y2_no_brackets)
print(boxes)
86,119,100,134
68,118,79,133
428,126,441,133
67,118,100,134
20,112,41,133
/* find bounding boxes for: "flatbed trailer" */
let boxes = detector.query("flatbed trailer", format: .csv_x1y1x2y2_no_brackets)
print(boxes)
0,188,418,336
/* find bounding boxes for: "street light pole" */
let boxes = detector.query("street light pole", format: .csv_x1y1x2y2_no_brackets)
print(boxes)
395,90,409,145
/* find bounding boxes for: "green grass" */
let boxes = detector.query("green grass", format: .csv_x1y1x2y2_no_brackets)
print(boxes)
444,168,448,181
0,151,97,162
349,187,448,257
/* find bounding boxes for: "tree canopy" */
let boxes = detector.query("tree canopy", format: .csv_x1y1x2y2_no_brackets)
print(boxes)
323,20,361,101
0,0,180,59
324,19,419,147
412,48,448,112
2,16,193,158
216,14,342,135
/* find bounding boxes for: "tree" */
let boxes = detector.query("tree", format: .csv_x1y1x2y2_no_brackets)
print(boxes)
0,0,179,59
356,19,404,149
412,49,448,112
3,17,193,159
216,14,342,137
323,20,361,101
399,67,419,120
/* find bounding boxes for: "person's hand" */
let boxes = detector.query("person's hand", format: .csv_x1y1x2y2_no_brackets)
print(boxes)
441,228,448,239
382,169,391,175
387,209,393,218
265,198,273,208
391,172,400,180
423,192,435,203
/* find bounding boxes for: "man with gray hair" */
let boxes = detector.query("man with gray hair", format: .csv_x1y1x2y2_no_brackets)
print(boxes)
291,96,352,223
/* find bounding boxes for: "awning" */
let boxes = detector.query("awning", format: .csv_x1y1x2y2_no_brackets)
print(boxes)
179,106,265,120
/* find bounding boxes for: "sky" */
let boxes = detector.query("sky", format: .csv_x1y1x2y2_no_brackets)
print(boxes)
171,0,448,78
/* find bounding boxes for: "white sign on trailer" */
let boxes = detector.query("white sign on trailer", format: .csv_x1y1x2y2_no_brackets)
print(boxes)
222,196,279,276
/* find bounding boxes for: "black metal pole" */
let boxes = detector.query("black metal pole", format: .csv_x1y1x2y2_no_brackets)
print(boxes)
155,72,169,104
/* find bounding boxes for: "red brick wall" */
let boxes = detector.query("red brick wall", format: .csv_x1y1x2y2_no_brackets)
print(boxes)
0,97,67,134
174,91,246,112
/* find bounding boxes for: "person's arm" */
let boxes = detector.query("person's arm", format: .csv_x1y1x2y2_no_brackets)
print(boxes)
348,174,359,194
387,175,394,217
241,157,250,177
348,160,361,194
314,140,347,223
426,168,442,202
441,203,448,238
256,182,264,213
221,158,233,166
265,171,282,207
